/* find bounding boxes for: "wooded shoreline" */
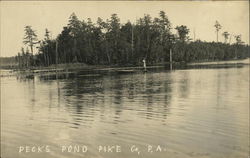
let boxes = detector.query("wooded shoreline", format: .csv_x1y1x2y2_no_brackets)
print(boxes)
10,11,248,70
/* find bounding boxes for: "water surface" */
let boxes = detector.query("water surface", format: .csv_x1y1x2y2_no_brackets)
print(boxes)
1,64,249,158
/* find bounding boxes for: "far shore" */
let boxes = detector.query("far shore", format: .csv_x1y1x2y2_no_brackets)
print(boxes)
187,58,249,66
0,58,249,78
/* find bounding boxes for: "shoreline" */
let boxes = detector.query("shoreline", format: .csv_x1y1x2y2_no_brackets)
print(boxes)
0,58,249,78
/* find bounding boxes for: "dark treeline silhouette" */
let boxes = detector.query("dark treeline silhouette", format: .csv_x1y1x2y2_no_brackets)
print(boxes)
15,11,249,68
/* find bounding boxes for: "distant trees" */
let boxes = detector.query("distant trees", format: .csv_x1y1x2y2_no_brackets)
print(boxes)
214,21,222,42
16,47,32,68
16,12,249,68
173,41,248,62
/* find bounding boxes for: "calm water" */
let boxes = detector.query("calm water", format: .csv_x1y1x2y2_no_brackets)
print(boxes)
1,64,249,158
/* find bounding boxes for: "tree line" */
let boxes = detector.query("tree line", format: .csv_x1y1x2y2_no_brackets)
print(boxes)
16,11,249,68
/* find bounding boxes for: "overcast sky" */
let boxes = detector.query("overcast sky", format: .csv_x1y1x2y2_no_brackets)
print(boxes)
0,1,249,57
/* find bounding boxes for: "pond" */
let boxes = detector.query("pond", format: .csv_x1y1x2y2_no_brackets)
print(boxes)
1,62,249,158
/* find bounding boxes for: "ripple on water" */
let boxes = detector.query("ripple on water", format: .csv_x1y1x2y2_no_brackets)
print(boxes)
1,66,249,158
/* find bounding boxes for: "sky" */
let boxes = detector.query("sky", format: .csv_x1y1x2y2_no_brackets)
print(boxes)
0,1,249,57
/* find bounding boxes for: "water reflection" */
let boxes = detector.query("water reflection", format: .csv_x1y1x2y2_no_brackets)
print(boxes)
1,64,249,158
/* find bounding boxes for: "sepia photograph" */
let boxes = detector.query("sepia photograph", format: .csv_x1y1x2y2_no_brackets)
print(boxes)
0,1,249,158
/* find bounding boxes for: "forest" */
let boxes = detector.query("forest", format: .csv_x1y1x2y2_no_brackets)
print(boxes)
15,11,249,68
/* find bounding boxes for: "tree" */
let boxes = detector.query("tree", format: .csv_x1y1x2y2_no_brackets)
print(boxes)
158,11,171,42
157,11,172,63
44,28,50,40
138,14,152,61
120,21,134,64
68,13,82,62
23,26,38,55
175,25,190,42
68,13,82,37
57,27,72,63
105,14,121,64
222,31,230,43
43,28,51,66
214,21,222,42
234,35,243,45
